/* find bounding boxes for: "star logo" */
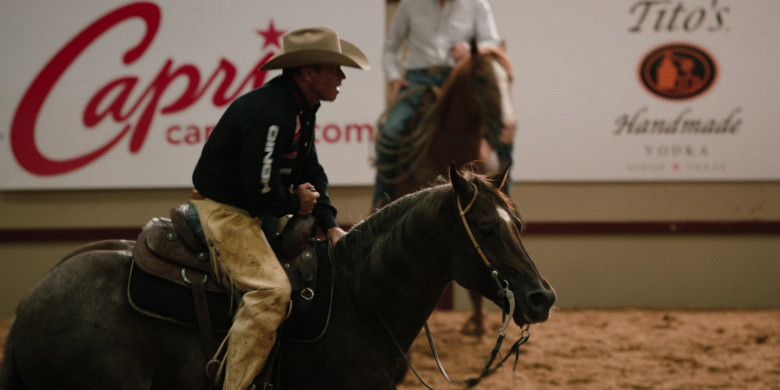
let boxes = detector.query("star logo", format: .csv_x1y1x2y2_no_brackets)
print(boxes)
257,20,285,49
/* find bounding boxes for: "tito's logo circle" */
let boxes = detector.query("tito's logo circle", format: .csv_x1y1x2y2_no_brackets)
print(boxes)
640,43,717,100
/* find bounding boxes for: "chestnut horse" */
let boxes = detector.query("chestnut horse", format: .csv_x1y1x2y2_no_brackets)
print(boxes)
374,44,517,335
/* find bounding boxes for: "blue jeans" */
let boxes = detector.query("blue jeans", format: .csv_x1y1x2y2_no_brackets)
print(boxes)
185,202,207,245
373,69,450,208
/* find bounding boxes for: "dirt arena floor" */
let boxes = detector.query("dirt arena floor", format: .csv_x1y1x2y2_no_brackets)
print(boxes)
2,309,779,389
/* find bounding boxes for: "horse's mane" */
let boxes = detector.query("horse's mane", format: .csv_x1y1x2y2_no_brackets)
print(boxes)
335,168,513,269
335,184,449,265
438,46,513,100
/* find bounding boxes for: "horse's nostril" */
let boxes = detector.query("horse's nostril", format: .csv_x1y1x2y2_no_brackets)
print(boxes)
527,289,554,310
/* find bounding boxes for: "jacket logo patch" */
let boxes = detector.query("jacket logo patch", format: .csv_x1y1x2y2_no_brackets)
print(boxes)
260,125,279,194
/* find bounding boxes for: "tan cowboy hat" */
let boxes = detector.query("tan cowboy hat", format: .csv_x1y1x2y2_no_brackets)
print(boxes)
259,27,370,71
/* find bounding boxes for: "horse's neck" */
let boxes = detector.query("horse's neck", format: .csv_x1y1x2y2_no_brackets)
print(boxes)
436,72,483,134
420,76,486,169
335,195,452,342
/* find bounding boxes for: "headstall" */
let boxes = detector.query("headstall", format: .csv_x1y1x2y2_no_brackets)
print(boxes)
383,182,531,389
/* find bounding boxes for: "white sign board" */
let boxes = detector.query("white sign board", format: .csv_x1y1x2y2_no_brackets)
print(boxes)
495,0,780,181
1,1,779,189
0,1,383,189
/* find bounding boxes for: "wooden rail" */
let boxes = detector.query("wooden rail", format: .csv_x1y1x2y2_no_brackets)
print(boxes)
1,221,778,242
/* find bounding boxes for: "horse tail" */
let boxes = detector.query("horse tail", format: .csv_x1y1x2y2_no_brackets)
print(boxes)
0,319,26,390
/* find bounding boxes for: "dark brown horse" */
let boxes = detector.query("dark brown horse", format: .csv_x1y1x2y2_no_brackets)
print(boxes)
374,44,517,336
1,165,553,389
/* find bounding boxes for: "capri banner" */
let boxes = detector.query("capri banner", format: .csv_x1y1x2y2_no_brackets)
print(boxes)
1,1,778,189
0,0,384,189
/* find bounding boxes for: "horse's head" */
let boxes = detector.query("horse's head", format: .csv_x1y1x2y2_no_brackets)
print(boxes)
430,43,517,174
465,42,517,160
380,42,517,194
446,163,555,326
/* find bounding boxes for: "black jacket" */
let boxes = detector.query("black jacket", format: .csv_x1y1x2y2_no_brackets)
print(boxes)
192,74,338,230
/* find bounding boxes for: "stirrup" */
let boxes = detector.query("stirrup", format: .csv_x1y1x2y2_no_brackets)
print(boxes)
283,299,293,321
205,333,229,386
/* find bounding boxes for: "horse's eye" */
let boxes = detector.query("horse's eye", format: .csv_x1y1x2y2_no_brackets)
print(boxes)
478,222,496,238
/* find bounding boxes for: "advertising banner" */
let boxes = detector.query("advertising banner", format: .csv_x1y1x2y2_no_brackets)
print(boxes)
497,0,780,181
1,1,778,189
1,1,383,189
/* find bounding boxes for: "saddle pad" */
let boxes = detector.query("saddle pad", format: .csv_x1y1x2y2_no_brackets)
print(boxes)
127,260,233,333
127,232,334,340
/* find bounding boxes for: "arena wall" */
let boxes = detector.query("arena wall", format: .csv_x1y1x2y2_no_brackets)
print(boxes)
2,2,779,317
2,182,779,317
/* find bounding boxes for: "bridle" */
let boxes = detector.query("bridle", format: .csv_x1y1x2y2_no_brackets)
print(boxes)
377,182,531,389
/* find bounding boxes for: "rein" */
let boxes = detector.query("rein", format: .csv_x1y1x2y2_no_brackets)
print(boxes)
379,183,531,389
374,85,440,185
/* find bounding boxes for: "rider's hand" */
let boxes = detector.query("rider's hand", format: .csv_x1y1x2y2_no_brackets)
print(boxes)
327,227,346,244
387,79,409,106
450,41,470,61
295,183,319,215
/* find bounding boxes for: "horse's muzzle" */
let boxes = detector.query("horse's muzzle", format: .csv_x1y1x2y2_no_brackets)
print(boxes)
517,280,556,324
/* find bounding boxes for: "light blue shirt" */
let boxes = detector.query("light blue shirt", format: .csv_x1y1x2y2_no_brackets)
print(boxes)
383,0,501,81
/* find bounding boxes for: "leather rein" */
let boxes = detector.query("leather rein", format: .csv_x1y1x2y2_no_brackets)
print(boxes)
378,183,531,389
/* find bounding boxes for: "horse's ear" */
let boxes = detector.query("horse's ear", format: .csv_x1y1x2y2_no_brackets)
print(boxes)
470,38,478,58
490,164,511,191
449,162,473,199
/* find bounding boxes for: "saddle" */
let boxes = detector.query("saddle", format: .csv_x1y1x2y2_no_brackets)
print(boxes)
127,205,334,359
